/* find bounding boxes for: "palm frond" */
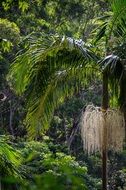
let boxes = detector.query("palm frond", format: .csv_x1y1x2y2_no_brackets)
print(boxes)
9,33,98,93
8,33,99,137
0,136,21,177
94,0,126,46
94,21,108,44
26,64,100,136
99,54,124,107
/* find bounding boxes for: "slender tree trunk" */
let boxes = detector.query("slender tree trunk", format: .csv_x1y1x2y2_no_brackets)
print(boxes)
102,72,109,190
119,73,126,142
67,121,79,150
9,101,14,136
63,117,69,149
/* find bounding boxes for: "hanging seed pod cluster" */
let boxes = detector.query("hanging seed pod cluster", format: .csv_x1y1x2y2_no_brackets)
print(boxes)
80,105,125,154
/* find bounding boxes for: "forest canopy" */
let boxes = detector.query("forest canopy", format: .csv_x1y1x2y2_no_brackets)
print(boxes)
0,0,126,190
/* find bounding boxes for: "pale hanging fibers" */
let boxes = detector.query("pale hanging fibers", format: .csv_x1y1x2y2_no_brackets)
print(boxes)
80,105,125,154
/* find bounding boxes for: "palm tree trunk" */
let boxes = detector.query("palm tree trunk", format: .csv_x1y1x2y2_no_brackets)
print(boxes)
119,73,126,142
102,71,109,190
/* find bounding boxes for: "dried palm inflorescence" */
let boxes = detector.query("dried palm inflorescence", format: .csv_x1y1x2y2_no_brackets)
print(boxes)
80,105,125,154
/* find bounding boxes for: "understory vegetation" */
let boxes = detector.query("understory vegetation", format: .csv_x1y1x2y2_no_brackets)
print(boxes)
0,0,126,189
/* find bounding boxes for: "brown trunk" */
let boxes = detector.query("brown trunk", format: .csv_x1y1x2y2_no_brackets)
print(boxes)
119,73,126,142
102,72,109,190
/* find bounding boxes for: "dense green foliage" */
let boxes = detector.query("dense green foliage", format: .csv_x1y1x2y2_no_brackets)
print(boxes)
0,0,126,190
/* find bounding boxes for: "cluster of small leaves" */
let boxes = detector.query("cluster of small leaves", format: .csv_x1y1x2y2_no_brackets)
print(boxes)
108,169,126,189
0,18,20,52
13,139,87,190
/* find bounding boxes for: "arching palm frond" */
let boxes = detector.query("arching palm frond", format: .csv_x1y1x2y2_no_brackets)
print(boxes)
0,136,21,177
26,64,100,136
9,33,98,94
9,33,99,137
99,54,126,108
94,0,126,46
111,0,126,43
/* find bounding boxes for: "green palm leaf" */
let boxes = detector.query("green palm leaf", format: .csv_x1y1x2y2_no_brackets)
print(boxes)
99,54,125,107
26,64,100,136
0,136,21,177
94,0,126,45
9,33,99,137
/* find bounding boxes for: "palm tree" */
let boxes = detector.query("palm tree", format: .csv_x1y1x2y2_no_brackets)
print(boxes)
8,1,126,189
9,33,99,135
92,1,126,188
